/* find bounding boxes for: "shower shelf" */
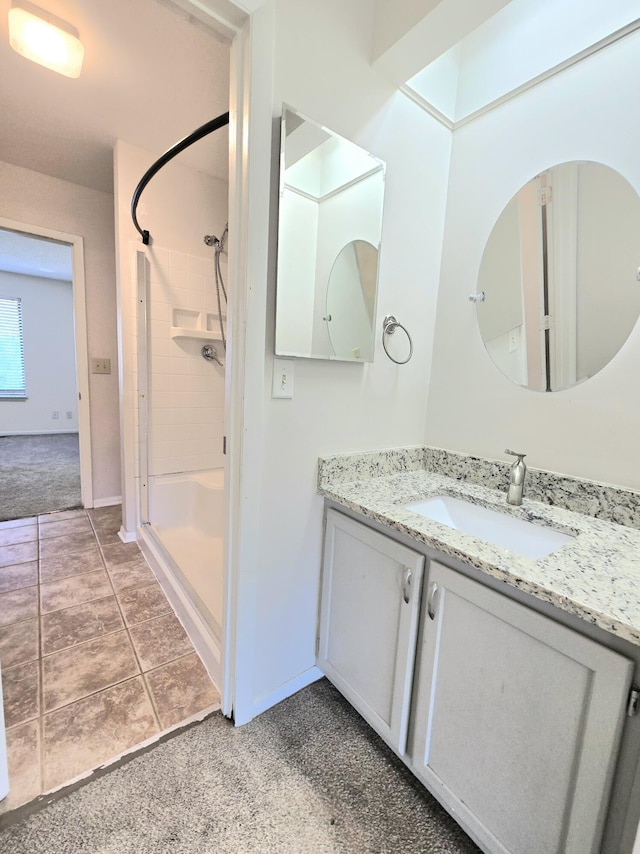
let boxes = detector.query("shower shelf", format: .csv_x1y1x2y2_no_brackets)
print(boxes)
170,307,225,342
170,327,222,342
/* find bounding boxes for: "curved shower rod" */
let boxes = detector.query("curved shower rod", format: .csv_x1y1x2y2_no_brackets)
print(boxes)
131,111,230,246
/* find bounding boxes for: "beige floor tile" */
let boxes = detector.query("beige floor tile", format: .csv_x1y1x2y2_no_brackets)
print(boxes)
2,660,40,728
108,560,157,593
39,516,93,540
130,612,193,671
93,529,122,546
117,582,173,626
40,569,112,614
0,517,36,530
39,532,97,560
1,720,41,811
42,629,139,712
42,677,158,792
41,596,124,655
0,526,37,548
101,542,143,568
88,505,121,519
0,587,38,627
145,652,219,729
0,541,38,569
39,546,104,584
38,509,86,523
0,561,38,594
0,618,39,668
88,505,123,536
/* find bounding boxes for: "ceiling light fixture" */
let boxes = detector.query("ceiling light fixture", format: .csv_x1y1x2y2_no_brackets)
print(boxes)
8,0,84,78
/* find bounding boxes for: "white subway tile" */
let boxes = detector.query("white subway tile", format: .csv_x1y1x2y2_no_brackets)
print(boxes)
187,270,205,292
169,250,187,271
187,254,205,275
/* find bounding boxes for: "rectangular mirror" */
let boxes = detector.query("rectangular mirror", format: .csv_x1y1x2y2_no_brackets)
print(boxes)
275,105,386,362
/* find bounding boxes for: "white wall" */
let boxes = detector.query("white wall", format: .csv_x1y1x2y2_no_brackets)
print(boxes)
113,140,229,534
0,161,121,502
236,0,452,717
426,30,640,489
0,272,77,433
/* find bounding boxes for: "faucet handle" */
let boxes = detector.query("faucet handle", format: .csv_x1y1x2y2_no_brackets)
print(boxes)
505,449,526,459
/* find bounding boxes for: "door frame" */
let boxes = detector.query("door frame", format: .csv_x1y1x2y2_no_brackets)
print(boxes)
0,216,93,508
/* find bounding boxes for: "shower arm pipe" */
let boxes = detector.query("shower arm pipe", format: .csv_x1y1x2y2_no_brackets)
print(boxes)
131,111,230,246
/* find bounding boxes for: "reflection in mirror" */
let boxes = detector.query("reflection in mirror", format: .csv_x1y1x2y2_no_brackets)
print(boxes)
275,105,385,361
326,240,378,360
476,161,640,391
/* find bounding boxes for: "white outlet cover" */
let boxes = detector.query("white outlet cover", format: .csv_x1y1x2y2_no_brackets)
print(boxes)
272,359,294,399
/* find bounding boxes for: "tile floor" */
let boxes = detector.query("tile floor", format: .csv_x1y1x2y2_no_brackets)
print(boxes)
0,506,220,814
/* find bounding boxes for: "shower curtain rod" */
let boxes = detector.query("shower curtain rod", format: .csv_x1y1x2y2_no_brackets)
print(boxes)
131,111,230,246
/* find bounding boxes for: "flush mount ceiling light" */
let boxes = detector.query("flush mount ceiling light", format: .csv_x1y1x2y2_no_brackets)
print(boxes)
8,0,84,78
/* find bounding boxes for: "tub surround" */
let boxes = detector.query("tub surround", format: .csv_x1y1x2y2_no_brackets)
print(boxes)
317,446,640,647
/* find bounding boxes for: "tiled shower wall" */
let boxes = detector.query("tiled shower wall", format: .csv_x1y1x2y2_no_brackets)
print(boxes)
134,245,226,478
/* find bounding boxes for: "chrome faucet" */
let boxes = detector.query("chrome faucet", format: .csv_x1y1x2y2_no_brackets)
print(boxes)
505,449,527,506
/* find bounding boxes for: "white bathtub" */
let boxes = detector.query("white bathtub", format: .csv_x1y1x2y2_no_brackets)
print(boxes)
148,469,224,636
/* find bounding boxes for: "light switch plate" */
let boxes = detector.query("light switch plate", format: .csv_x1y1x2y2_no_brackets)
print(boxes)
272,359,294,399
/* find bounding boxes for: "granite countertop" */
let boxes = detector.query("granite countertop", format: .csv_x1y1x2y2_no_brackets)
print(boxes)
318,450,640,647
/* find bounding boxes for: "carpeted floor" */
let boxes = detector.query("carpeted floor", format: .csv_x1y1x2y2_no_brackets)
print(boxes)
0,434,82,521
0,679,480,853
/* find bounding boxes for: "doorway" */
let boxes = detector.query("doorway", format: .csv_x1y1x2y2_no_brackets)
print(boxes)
0,220,93,519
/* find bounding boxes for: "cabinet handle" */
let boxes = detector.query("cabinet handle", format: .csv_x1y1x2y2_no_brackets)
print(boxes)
402,568,413,604
427,582,439,620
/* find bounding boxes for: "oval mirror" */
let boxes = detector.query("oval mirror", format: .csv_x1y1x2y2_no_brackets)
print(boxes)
325,240,378,361
476,161,640,391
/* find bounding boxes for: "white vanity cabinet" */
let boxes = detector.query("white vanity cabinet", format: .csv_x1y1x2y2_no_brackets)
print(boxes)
318,510,635,854
411,560,633,854
317,509,425,755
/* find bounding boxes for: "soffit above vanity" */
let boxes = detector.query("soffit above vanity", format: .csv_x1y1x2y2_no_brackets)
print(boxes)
372,0,640,128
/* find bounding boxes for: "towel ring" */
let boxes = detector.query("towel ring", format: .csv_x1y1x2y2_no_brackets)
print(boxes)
382,315,413,365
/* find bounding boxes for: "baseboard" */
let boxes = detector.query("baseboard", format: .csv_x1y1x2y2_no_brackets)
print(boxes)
249,666,324,722
118,526,138,544
137,525,222,691
93,496,122,508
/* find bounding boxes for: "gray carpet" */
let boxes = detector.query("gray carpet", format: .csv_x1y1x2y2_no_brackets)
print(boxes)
0,434,82,521
1,680,480,853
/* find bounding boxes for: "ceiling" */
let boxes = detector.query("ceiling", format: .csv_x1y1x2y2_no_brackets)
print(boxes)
0,228,72,280
0,0,232,194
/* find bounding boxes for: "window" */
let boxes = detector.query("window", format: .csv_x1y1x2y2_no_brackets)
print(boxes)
0,296,26,398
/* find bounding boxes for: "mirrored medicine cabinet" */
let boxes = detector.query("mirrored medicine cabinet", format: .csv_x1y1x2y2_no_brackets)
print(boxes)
274,105,386,362
475,160,640,392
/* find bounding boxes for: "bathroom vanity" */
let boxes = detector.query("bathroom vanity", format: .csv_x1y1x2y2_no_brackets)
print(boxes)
316,447,640,854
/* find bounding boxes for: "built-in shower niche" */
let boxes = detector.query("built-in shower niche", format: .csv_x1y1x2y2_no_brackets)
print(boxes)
171,307,226,341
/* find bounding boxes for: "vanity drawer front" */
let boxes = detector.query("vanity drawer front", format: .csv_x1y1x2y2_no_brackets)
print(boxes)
411,559,633,854
318,509,424,755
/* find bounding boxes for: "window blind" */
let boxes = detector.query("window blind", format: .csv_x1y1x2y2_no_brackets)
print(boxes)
0,296,26,398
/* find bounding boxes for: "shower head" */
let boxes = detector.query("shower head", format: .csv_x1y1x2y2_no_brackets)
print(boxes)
203,223,228,250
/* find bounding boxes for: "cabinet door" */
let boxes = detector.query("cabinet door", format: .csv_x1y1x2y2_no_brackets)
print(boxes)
318,509,425,755
411,560,633,854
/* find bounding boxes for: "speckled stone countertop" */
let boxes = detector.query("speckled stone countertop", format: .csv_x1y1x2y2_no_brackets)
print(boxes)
317,447,640,647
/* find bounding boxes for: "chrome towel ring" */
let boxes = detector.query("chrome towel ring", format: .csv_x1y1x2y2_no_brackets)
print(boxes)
382,315,413,364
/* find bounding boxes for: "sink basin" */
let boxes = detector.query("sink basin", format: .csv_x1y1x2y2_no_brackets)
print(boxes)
404,495,574,559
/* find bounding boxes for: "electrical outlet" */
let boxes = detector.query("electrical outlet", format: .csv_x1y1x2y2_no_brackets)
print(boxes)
66,411,73,419
52,411,59,419
271,359,294,399
92,358,111,374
